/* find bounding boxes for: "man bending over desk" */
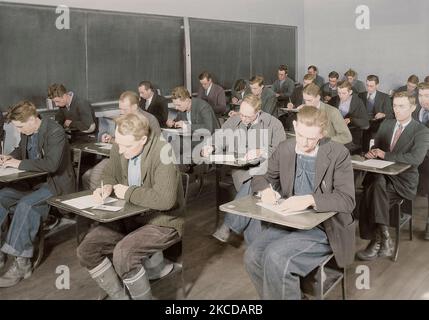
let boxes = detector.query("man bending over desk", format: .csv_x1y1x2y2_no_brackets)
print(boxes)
0,101,75,287
356,92,429,261
244,106,356,300
77,113,183,300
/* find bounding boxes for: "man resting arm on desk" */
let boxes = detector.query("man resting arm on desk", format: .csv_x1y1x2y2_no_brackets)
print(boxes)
77,112,183,300
243,106,356,300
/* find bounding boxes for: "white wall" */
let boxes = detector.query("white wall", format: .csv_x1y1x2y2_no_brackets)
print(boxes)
304,0,429,92
2,0,306,79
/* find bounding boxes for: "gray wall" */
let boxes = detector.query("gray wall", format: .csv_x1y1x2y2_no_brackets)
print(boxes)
3,0,306,81
304,0,429,92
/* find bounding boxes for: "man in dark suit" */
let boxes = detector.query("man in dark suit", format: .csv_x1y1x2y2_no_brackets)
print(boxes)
413,82,429,240
336,80,369,152
49,83,97,143
197,71,227,116
344,69,366,94
357,92,429,260
321,71,340,106
248,75,277,116
0,101,75,287
138,81,168,128
394,74,419,97
245,106,356,299
272,64,295,107
359,75,394,152
307,65,324,88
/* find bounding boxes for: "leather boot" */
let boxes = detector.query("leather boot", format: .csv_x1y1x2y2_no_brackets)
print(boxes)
88,257,129,300
123,266,152,300
0,256,32,288
379,225,394,257
356,231,381,261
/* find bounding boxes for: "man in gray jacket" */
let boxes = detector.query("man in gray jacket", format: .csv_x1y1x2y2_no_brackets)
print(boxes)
272,65,295,107
248,76,278,117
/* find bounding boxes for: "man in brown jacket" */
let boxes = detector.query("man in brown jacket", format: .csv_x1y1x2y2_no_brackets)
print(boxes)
244,106,356,300
77,112,184,300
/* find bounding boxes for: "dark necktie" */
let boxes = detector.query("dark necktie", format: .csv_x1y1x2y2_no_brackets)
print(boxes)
367,94,375,115
422,110,429,125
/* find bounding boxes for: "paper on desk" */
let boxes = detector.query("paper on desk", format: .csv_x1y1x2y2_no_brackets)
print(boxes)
351,159,394,169
62,195,117,209
92,204,123,211
256,200,312,216
0,167,25,177
95,142,112,149
99,144,112,150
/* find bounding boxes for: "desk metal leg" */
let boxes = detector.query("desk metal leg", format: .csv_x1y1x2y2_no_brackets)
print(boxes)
75,149,82,192
215,164,221,229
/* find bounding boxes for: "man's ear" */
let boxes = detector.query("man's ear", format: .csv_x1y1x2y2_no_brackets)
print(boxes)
141,135,148,145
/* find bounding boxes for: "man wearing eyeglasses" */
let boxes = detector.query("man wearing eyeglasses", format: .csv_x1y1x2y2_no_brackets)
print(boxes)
357,91,429,260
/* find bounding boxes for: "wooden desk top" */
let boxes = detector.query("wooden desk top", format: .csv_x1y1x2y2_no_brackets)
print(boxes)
47,190,151,223
72,142,111,157
0,170,48,183
220,195,336,230
351,155,411,176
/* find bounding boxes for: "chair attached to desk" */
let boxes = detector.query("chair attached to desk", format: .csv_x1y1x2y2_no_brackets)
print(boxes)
390,198,413,262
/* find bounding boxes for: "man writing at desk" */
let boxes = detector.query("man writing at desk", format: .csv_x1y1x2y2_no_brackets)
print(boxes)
357,91,429,260
0,101,75,287
77,112,183,300
244,106,356,300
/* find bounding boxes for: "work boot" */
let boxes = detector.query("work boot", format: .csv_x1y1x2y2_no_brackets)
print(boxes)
356,232,381,261
88,257,129,300
212,223,231,243
424,222,429,241
123,266,152,300
0,256,32,288
379,225,394,257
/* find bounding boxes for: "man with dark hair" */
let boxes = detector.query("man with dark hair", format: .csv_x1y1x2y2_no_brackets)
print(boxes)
138,81,168,128
307,65,324,88
248,76,277,116
0,101,75,287
357,92,429,260
197,71,227,115
272,65,295,105
395,75,420,97
321,71,340,105
344,69,366,94
48,83,97,143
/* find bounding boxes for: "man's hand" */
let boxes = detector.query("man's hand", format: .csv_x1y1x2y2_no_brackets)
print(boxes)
101,133,113,143
228,111,239,117
365,148,385,159
2,158,21,169
275,93,280,98
245,149,264,161
64,120,72,128
344,118,351,125
286,102,294,110
174,121,184,129
231,97,240,104
93,184,113,204
277,195,315,213
324,95,332,102
260,188,280,205
201,145,214,158
0,155,12,166
113,184,129,199
166,119,175,128
374,112,386,120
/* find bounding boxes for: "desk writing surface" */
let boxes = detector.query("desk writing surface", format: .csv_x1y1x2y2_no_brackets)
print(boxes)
209,155,264,168
72,142,111,157
47,190,151,223
0,169,48,183
219,195,336,230
351,155,411,176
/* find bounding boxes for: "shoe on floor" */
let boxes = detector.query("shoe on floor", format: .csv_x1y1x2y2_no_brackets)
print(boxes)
212,224,231,243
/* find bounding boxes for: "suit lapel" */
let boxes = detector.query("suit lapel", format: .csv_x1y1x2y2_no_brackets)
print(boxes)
314,139,332,191
392,120,417,152
284,142,296,197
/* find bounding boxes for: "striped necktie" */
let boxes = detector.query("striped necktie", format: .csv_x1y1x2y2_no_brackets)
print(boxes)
390,124,403,151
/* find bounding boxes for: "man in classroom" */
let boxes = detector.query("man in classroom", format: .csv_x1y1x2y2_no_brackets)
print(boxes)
321,71,340,106
0,101,75,287
77,112,184,300
359,75,394,152
82,91,161,190
138,80,168,128
48,83,97,143
271,64,295,107
307,65,324,88
344,69,366,94
357,91,429,260
244,106,356,299
197,71,227,116
395,75,420,97
248,76,277,116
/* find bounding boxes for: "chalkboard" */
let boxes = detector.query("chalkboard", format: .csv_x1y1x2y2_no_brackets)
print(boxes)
0,3,87,111
251,24,297,83
87,12,183,101
190,19,251,92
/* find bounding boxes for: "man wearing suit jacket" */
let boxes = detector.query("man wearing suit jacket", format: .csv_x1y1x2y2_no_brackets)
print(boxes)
336,80,369,152
395,74,419,97
197,71,227,116
248,75,277,116
359,75,394,152
138,81,168,128
413,82,429,240
49,83,97,143
272,65,295,106
357,92,429,260
0,101,75,287
307,65,324,89
245,106,356,300
321,71,340,106
344,69,366,94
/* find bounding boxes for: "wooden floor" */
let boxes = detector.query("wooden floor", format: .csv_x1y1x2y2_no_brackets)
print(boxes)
0,172,428,300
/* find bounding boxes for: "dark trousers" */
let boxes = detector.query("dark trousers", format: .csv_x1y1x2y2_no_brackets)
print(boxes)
359,173,403,240
77,219,179,278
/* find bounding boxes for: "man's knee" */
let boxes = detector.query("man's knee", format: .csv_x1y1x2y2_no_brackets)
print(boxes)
112,237,134,277
244,245,262,273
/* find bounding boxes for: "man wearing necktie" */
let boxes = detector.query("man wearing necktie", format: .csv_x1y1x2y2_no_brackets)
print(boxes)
196,71,227,116
414,82,429,240
357,92,429,261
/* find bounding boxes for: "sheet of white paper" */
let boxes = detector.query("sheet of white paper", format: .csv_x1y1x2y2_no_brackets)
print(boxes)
62,195,117,210
99,145,112,150
256,200,313,216
95,142,111,147
0,167,25,177
161,128,191,136
352,159,394,169
92,204,123,211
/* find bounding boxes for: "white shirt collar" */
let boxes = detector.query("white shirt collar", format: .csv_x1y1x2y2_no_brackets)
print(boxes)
206,83,213,96
396,118,412,130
